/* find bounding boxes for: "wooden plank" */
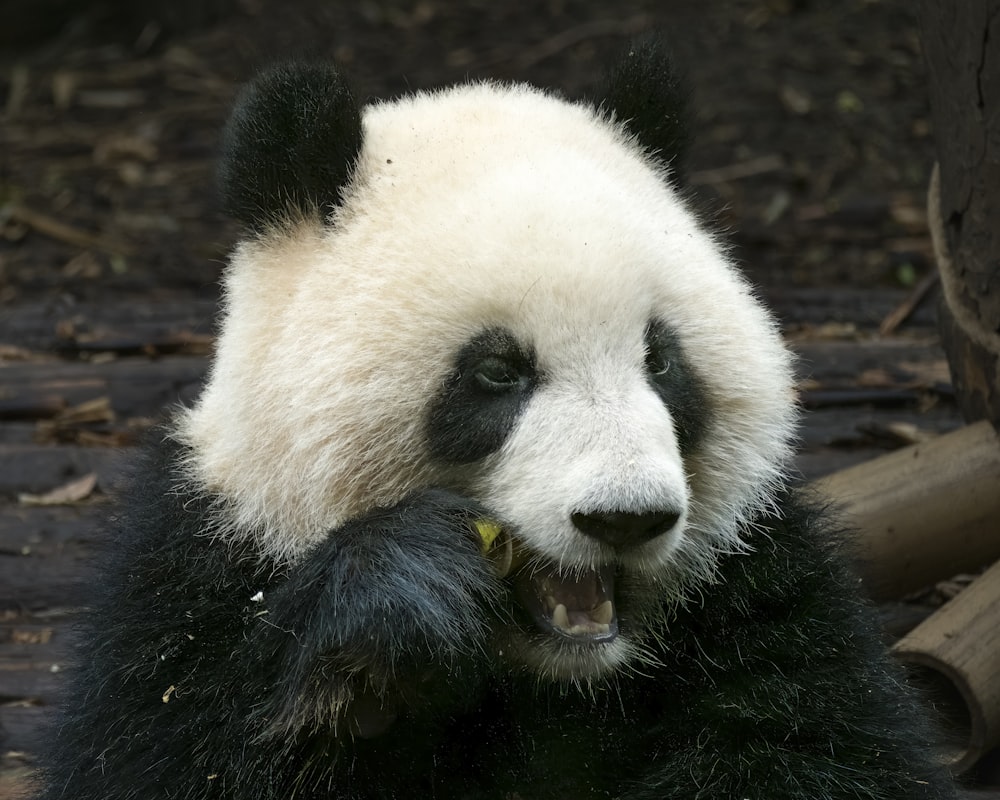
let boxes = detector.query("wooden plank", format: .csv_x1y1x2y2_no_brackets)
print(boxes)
0,444,125,497
0,749,41,800
791,337,950,385
0,504,107,551
798,405,962,450
0,356,207,422
0,505,107,610
0,627,65,703
1,704,55,760
0,300,217,354
0,544,97,611
765,286,940,330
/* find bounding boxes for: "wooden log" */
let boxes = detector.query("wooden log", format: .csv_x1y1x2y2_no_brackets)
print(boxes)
812,420,1000,600
894,558,1000,773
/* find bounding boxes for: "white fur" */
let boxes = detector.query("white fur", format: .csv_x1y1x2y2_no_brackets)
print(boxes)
176,82,797,676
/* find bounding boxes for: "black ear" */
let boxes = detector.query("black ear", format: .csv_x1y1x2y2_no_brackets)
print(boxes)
594,37,690,179
218,62,363,231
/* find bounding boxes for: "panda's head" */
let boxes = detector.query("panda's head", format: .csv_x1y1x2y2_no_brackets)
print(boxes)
178,43,797,682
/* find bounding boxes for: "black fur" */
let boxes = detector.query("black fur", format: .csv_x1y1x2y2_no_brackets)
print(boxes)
36,438,956,799
644,318,711,456
427,327,538,464
594,36,690,178
37,438,505,799
218,61,363,231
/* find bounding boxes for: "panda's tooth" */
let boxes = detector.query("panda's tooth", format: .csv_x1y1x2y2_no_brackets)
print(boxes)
591,600,614,625
545,594,557,611
552,603,570,630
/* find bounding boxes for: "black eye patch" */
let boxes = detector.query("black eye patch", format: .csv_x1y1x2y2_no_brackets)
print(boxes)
643,319,711,456
427,328,538,464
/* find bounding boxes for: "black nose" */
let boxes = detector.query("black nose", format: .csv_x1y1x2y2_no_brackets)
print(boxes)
571,508,681,549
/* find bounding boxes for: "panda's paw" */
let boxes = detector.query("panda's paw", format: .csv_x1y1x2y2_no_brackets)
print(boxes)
268,490,506,682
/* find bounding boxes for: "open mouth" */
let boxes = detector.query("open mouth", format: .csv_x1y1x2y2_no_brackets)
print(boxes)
472,519,619,644
511,562,618,643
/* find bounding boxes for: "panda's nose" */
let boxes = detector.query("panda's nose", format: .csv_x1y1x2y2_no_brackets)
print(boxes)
571,508,680,549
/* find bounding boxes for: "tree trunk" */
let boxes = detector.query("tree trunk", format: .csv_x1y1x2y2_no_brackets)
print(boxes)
921,0,1000,426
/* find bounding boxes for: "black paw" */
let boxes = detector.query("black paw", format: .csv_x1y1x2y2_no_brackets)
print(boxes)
262,490,505,723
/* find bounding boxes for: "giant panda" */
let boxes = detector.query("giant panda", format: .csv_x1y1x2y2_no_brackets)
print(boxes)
37,41,956,800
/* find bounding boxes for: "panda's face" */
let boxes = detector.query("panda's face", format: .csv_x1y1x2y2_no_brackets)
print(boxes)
428,314,702,679
404,204,785,679
180,82,797,682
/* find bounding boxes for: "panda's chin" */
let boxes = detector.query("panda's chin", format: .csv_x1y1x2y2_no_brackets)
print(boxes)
511,562,619,644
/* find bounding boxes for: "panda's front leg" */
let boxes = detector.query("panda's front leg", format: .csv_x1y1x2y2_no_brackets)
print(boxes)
256,489,505,739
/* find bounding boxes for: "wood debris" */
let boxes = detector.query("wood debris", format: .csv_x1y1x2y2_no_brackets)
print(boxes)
18,472,98,506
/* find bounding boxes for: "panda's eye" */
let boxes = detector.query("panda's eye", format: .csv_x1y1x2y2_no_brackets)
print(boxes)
644,323,672,377
428,327,537,464
473,357,526,392
642,318,712,458
645,346,671,377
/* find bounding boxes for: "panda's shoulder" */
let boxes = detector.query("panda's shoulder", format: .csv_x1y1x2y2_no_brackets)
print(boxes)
699,489,865,628
728,489,852,581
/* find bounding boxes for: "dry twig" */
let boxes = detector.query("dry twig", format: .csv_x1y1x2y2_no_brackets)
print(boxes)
6,205,134,255
879,271,940,336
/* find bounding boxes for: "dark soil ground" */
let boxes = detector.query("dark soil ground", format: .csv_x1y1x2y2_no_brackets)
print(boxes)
1,0,995,797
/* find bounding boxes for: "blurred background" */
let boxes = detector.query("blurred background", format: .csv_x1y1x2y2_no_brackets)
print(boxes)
1,0,934,303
